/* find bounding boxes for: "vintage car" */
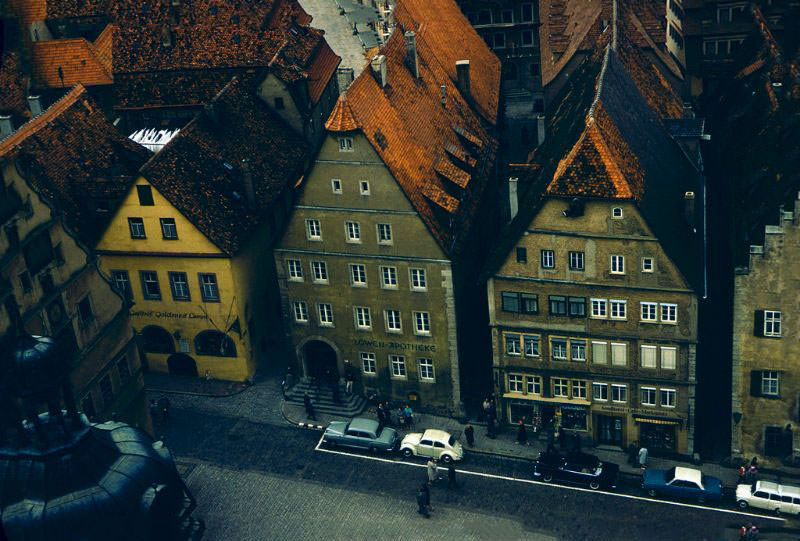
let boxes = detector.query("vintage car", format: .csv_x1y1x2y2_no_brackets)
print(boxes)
400,429,464,463
322,418,399,452
736,481,800,515
642,466,723,503
532,451,619,490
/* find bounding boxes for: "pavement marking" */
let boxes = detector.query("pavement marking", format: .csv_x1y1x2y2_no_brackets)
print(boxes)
313,434,784,523
299,422,325,430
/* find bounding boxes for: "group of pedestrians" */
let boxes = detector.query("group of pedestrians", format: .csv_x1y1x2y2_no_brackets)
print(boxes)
417,458,458,518
482,396,497,439
625,441,649,469
739,522,759,540
738,457,760,483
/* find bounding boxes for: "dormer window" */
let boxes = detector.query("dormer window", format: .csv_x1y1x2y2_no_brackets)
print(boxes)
612,207,623,219
160,26,173,48
338,137,353,152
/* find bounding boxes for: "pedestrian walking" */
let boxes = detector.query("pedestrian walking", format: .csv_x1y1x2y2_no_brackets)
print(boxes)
345,370,354,395
557,427,566,449
748,523,759,540
157,397,170,420
464,423,475,447
416,487,430,518
638,446,648,469
482,398,492,421
376,402,386,425
447,461,457,489
516,419,528,445
304,392,316,421
403,404,414,426
427,458,438,485
486,416,496,439
627,442,638,466
546,429,555,453
421,482,432,511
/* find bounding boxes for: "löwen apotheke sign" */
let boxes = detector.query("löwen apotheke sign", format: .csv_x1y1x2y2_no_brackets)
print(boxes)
130,310,208,320
353,338,437,352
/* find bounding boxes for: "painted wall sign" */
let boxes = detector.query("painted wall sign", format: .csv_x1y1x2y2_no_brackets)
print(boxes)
130,310,208,320
353,338,437,352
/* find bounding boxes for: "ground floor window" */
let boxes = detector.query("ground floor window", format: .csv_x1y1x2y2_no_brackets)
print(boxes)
509,400,536,425
639,423,676,451
561,405,588,431
764,425,793,457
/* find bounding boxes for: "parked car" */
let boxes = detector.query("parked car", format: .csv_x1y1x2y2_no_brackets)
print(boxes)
532,451,619,490
737,481,800,515
400,429,463,463
642,466,723,503
322,418,399,452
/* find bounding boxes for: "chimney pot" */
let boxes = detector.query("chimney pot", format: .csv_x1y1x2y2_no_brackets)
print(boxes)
337,67,355,93
27,96,43,117
371,55,388,88
404,31,419,78
0,115,14,138
537,114,546,145
456,60,471,98
684,191,696,228
508,177,519,221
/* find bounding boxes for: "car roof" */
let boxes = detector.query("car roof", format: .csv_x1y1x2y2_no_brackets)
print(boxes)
349,418,379,432
756,480,800,496
422,429,451,441
674,467,702,485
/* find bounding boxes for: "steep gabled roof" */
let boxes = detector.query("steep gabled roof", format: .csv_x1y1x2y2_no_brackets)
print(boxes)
0,85,150,246
322,0,500,256
30,37,113,88
138,77,309,255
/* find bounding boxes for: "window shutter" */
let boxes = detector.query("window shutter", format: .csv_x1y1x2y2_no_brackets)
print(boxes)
754,310,765,337
541,375,550,398
750,370,762,397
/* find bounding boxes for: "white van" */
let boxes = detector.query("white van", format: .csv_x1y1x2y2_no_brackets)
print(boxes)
736,480,800,515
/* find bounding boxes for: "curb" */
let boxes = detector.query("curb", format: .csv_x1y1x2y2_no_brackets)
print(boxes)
144,384,251,399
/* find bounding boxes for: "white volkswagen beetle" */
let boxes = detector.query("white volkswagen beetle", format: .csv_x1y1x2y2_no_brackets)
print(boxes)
400,429,464,462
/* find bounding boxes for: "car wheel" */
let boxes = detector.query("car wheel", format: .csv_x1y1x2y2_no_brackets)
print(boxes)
402,448,413,458
737,500,748,510
543,473,553,483
441,454,453,464
647,489,657,498
589,481,600,490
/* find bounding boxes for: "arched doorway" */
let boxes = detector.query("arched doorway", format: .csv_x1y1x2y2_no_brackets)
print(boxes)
167,353,198,377
303,340,338,382
141,326,175,354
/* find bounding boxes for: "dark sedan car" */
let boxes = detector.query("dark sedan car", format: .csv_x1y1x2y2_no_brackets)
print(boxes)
532,452,619,490
322,418,399,452
642,466,722,503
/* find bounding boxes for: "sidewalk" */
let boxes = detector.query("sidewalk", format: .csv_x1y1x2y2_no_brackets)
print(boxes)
145,372,250,397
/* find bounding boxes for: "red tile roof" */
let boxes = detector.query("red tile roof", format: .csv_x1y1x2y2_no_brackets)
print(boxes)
6,0,47,27
323,0,500,254
139,77,309,255
307,41,341,105
0,85,150,245
0,51,30,118
30,37,113,87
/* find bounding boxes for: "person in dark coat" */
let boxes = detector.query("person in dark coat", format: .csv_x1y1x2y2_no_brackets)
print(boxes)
487,416,496,439
546,429,556,453
416,488,430,518
304,392,316,421
557,427,566,449
627,442,638,466
516,419,528,445
464,423,475,447
157,397,170,419
376,403,386,425
447,461,457,489
421,482,432,511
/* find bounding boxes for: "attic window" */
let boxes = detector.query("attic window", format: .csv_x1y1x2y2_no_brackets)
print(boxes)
338,137,353,152
612,207,623,219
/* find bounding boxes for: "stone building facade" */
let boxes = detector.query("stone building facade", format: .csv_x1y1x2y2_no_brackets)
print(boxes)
731,195,800,466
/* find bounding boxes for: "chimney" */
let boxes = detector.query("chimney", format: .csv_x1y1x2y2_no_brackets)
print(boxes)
440,84,447,107
27,95,43,117
456,60,470,98
537,114,546,145
684,191,695,229
508,177,519,221
241,158,256,207
160,26,173,47
371,54,388,88
404,31,419,78
0,115,14,138
337,67,354,93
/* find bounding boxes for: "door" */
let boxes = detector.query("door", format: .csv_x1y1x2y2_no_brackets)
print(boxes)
167,353,198,377
433,441,446,460
779,494,795,514
418,438,435,457
304,340,339,382
597,416,623,446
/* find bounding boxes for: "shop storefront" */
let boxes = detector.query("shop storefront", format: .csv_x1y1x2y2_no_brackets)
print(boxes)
504,394,590,432
595,414,625,446
635,416,679,452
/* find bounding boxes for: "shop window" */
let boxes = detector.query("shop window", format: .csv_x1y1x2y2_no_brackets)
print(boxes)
195,330,237,357
141,325,174,354
561,406,588,430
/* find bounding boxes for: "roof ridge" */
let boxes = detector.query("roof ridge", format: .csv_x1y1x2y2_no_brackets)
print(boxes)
0,84,87,156
587,121,632,198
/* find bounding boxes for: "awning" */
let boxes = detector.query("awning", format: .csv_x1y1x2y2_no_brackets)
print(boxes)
503,393,590,406
634,416,681,426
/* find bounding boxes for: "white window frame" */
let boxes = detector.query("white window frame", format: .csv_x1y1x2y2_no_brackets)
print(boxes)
640,302,658,322
523,335,540,357
591,298,608,318
359,180,370,195
640,345,657,368
761,371,780,396
570,339,587,362
609,299,627,320
569,251,584,271
287,259,303,281
660,303,677,324
572,380,587,399
612,207,623,219
349,263,367,287
413,311,431,336
641,386,657,406
311,261,329,284
380,266,398,289
552,378,569,398
660,388,676,408
541,249,555,269
610,255,625,275
418,358,435,382
354,306,372,330
305,218,322,241
410,268,427,291
505,333,521,356
642,257,654,273
385,309,402,333
361,352,376,374
331,178,343,194
611,384,627,403
317,303,334,327
592,383,608,402
764,311,781,337
338,137,353,152
551,338,568,361
611,342,627,366
660,347,677,370
292,301,308,323
526,376,542,395
591,341,607,364
390,354,407,379
508,374,523,393
377,223,392,245
345,221,361,243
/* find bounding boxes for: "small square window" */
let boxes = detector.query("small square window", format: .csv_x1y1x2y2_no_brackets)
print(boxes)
609,299,627,320
501,292,520,312
526,375,541,394
642,257,654,272
551,338,567,361
611,384,627,403
523,335,539,357
137,185,154,206
592,383,608,402
640,302,658,322
338,137,353,152
199,273,220,302
508,374,523,393
516,247,527,263
660,389,676,408
612,207,623,219
287,259,303,281
568,297,586,317
359,181,370,195
764,311,781,336
641,387,657,406
505,334,521,355
521,293,538,314
660,303,678,323
569,251,584,271
345,221,361,243
128,217,146,239
640,345,657,368
410,268,427,291
331,179,342,194
377,223,392,244
591,298,607,318
549,295,567,316
160,217,178,240
761,371,780,396
541,250,555,269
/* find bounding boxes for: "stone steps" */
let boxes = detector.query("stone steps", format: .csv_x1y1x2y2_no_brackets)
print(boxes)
285,382,367,417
